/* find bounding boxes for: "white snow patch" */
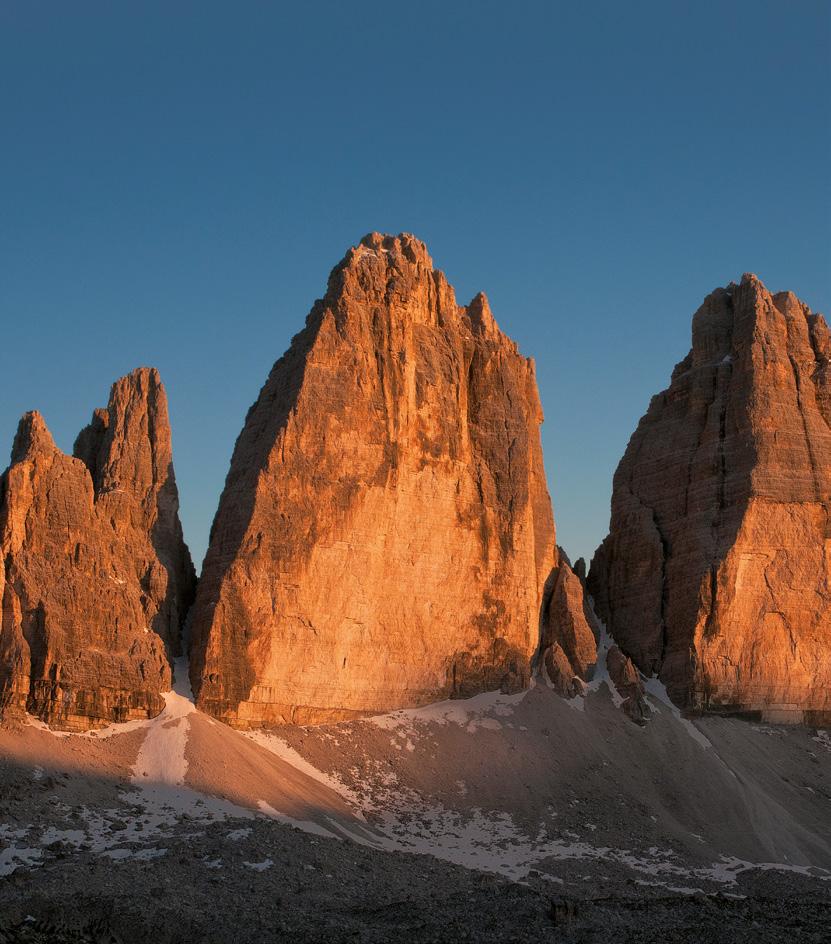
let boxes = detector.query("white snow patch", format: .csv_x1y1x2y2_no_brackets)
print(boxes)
227,827,252,841
243,858,273,871
565,694,586,712
39,827,87,846
76,716,154,740
635,879,706,895
23,714,71,737
642,676,711,749
584,622,624,707
131,658,195,788
0,845,42,876
38,789,257,870
364,802,688,882
256,800,341,840
370,687,528,734
99,848,133,861
244,731,365,815
0,825,30,842
101,847,167,862
121,658,258,824
699,855,830,885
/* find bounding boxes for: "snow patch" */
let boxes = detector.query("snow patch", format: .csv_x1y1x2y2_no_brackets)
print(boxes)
102,847,167,862
227,827,252,841
131,658,196,789
584,621,623,707
244,731,365,815
642,676,711,749
243,858,273,872
369,687,527,734
256,800,341,840
0,845,42,876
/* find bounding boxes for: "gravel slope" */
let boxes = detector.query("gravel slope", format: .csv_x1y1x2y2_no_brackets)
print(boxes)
1,666,828,942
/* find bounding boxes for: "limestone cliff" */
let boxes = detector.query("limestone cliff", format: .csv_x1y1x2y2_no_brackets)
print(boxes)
589,275,831,723
190,233,557,726
0,368,195,730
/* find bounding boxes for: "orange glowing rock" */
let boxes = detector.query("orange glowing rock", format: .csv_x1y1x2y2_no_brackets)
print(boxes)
0,369,195,730
189,233,580,726
589,275,831,724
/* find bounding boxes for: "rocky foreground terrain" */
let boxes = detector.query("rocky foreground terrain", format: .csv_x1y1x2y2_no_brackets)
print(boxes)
0,658,829,942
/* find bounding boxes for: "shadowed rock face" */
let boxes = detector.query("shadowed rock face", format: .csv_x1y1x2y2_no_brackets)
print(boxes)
190,233,557,727
538,549,598,698
0,368,196,730
589,275,831,724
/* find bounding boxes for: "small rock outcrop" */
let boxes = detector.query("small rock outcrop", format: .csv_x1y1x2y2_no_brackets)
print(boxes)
190,233,558,727
539,550,597,697
589,275,831,724
606,646,650,725
0,369,195,730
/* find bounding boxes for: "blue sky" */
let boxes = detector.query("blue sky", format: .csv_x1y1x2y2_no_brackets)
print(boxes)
1,1,829,569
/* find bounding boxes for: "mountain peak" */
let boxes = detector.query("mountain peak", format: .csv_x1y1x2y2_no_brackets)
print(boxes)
11,411,56,464
189,237,559,727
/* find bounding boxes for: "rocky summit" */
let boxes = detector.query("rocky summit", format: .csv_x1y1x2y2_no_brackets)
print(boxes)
0,368,195,730
589,274,831,724
189,233,568,727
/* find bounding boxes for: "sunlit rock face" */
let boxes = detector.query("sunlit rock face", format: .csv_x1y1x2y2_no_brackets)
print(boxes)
190,233,558,727
589,275,831,724
0,369,196,730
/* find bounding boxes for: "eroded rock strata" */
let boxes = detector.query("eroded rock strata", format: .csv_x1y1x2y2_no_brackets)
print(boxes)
0,368,195,730
190,233,559,726
589,274,831,723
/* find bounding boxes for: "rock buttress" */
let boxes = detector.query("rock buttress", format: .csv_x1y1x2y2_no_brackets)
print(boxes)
589,275,831,723
0,369,196,730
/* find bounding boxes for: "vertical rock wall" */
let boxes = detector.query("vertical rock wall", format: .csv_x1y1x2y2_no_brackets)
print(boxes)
0,368,195,730
190,234,558,726
590,275,831,723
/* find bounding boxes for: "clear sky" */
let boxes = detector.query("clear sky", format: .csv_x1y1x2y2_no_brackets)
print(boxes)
1,1,829,570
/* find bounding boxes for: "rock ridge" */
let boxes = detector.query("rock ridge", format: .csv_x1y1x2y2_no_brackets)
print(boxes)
0,368,195,730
